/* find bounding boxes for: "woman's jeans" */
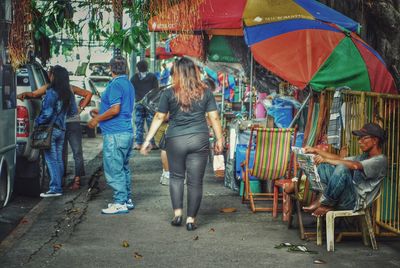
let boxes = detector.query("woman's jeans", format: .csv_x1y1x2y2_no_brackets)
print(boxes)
134,103,154,145
44,128,65,193
103,132,134,204
64,122,85,177
166,133,209,217
318,163,356,210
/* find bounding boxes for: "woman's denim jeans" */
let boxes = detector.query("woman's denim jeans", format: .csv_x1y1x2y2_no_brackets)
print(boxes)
44,128,65,193
318,163,356,210
64,122,85,177
103,132,134,204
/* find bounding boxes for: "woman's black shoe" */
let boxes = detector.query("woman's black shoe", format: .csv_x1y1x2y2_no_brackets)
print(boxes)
171,216,182,226
186,223,197,231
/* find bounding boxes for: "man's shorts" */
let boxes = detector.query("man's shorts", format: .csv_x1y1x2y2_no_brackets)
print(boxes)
154,123,168,150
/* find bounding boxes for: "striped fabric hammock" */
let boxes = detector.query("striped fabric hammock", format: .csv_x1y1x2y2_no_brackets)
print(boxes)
250,128,293,180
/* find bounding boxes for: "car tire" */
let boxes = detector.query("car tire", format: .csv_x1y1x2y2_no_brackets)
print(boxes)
14,153,49,196
37,151,50,194
0,163,11,208
86,126,96,138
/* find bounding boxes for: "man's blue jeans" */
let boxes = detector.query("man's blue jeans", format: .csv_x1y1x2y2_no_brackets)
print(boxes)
318,164,356,210
44,128,65,193
134,103,154,145
103,132,134,204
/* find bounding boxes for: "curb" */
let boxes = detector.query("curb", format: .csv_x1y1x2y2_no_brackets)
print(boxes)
0,151,103,257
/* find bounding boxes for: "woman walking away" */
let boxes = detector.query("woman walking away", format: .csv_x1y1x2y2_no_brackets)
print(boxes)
36,65,73,197
140,57,224,231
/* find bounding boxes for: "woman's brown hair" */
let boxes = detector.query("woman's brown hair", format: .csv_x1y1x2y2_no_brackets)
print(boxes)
172,57,207,112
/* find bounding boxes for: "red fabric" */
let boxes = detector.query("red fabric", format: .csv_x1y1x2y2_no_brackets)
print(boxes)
353,41,397,94
251,29,343,89
145,35,202,59
169,35,204,58
145,47,177,59
148,0,246,32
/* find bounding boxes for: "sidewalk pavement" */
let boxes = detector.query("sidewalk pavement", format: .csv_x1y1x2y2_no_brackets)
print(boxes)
1,141,399,268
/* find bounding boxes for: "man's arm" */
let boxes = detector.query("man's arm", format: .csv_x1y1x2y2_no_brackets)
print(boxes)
71,85,93,112
305,146,364,170
304,146,342,160
87,105,120,129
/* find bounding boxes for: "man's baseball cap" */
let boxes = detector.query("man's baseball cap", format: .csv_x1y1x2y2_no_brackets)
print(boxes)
352,123,385,141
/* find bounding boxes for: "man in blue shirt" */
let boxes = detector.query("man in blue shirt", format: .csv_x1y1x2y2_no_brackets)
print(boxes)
160,62,170,86
88,56,135,214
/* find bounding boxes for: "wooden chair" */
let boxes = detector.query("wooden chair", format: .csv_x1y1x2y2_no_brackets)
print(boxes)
241,127,295,217
287,173,320,239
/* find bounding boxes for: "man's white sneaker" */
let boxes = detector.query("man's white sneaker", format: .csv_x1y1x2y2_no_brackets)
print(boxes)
40,191,62,198
126,199,135,210
102,203,129,214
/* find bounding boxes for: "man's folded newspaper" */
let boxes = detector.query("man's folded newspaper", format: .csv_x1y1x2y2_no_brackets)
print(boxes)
292,147,324,192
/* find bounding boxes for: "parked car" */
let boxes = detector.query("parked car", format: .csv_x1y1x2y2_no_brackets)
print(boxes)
14,62,54,196
69,75,101,137
88,75,111,94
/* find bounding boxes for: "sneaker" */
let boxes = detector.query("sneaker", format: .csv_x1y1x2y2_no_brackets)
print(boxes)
126,199,135,210
107,199,135,210
102,203,129,214
40,191,62,198
160,174,169,186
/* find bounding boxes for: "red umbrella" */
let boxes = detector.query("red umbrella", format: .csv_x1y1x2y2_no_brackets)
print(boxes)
148,0,360,35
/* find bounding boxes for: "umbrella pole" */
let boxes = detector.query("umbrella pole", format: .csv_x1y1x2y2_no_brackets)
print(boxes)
249,54,254,119
239,77,242,103
288,90,312,129
221,73,225,127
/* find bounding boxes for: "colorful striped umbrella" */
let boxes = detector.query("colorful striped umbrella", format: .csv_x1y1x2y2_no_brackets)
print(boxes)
244,19,397,93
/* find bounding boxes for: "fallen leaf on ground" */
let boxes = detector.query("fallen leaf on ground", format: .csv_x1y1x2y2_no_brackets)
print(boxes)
122,240,130,248
193,236,199,240
53,244,62,251
134,252,143,260
219,208,237,213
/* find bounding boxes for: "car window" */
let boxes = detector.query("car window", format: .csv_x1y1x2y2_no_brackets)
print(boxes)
31,64,46,88
2,65,16,110
88,63,111,76
87,79,99,95
16,68,30,87
91,78,110,93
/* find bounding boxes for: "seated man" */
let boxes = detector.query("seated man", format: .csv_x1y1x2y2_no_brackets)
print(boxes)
303,123,387,216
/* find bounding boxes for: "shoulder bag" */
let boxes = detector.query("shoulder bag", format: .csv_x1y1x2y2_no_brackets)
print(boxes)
31,109,62,150
139,84,170,113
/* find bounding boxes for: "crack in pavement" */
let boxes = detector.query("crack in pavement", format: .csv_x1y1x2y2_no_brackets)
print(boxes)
24,155,104,267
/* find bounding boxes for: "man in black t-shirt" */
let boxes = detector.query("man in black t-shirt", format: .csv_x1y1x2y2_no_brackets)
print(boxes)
130,60,159,149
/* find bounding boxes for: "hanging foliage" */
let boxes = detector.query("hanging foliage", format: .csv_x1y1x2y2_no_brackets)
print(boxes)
149,0,204,35
8,0,32,69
